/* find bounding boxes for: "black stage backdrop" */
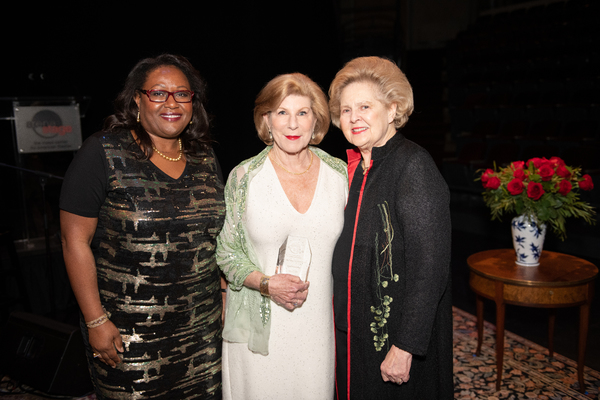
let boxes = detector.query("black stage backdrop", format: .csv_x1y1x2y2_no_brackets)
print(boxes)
3,2,355,242
5,2,349,175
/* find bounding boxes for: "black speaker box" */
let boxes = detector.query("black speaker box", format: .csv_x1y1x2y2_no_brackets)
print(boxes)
0,311,93,396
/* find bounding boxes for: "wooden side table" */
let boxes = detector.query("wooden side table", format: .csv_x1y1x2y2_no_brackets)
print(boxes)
467,249,598,392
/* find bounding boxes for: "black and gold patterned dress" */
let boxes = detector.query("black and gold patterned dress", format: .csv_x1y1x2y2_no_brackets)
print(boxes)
60,130,225,399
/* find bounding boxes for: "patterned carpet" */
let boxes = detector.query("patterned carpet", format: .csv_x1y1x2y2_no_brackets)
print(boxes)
454,306,600,399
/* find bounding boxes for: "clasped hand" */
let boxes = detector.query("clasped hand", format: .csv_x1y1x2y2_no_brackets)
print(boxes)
380,345,412,385
268,273,309,311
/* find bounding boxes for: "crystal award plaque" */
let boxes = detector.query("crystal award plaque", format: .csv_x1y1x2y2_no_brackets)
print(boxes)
277,236,311,281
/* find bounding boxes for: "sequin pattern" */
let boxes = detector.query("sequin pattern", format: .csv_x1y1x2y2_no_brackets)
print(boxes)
86,132,225,399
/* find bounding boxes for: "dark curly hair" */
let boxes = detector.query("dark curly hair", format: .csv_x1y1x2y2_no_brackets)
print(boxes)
103,54,211,158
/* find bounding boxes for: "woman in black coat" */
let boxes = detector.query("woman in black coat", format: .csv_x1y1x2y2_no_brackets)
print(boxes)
329,56,453,399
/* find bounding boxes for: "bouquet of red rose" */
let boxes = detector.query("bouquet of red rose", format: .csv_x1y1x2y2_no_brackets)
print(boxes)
478,156,596,240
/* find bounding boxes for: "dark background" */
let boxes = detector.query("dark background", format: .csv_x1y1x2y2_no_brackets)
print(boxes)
4,2,348,172
2,2,352,242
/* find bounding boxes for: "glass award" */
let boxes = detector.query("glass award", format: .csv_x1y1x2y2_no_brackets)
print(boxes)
277,235,311,281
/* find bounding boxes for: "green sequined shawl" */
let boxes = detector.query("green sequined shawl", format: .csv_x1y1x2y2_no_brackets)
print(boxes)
216,145,348,355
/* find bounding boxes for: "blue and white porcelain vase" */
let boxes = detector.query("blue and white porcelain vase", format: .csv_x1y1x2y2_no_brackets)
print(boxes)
511,214,547,267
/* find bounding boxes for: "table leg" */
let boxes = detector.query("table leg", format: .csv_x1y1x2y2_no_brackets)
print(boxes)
494,281,505,391
548,308,556,357
476,295,484,356
578,297,591,392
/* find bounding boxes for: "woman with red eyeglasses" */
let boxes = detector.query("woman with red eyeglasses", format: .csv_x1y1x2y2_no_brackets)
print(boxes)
60,54,225,399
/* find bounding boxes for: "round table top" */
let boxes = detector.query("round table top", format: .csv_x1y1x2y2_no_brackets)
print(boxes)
467,249,598,287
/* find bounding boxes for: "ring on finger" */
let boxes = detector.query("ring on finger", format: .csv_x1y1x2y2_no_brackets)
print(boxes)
398,378,403,384
93,352,100,358
294,302,298,307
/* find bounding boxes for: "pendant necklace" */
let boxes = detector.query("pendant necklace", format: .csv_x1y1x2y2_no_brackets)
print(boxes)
363,160,370,175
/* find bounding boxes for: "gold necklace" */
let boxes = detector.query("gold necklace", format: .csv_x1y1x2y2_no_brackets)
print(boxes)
153,138,183,162
271,150,313,175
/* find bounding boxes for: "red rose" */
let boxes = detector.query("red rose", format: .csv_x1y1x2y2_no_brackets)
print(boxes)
507,178,524,195
485,176,501,190
527,181,545,200
579,174,594,191
511,161,525,170
538,162,555,181
557,180,572,196
527,157,544,169
549,156,565,167
556,165,571,179
481,168,495,186
513,168,526,181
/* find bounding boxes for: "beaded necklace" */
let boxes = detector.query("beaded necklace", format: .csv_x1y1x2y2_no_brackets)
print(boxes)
153,138,183,162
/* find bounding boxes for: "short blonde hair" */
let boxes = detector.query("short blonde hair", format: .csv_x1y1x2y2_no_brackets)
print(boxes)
328,56,414,129
254,73,330,145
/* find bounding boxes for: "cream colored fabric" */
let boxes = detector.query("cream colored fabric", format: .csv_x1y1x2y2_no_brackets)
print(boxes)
216,146,347,355
221,156,347,399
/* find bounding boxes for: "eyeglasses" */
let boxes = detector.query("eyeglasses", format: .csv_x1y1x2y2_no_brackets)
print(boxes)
139,89,194,103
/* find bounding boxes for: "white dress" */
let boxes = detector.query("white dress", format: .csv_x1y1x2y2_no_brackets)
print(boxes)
222,157,346,400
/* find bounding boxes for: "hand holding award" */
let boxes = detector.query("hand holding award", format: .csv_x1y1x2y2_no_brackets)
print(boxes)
277,236,311,282
266,235,312,310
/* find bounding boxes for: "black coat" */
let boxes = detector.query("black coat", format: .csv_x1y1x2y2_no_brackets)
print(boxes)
333,133,453,399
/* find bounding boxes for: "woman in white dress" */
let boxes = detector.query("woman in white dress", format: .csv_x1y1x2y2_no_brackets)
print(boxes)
216,73,348,399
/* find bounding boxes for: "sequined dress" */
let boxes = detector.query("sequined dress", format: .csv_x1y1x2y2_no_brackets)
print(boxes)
59,130,226,399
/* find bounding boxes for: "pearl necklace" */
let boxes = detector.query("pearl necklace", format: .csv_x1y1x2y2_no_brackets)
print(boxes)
270,150,313,175
153,138,183,162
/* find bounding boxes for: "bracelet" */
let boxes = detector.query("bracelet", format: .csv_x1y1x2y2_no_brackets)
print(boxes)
86,313,109,329
221,288,227,293
259,275,270,297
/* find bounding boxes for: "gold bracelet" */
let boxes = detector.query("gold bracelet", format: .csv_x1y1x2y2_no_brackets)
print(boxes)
86,313,109,329
259,275,270,297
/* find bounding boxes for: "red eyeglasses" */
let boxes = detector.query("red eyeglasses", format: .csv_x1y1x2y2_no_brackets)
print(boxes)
138,89,194,103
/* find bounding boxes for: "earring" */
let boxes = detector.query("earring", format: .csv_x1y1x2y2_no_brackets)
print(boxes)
189,120,193,125
137,111,140,123
269,128,273,140
312,132,315,140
